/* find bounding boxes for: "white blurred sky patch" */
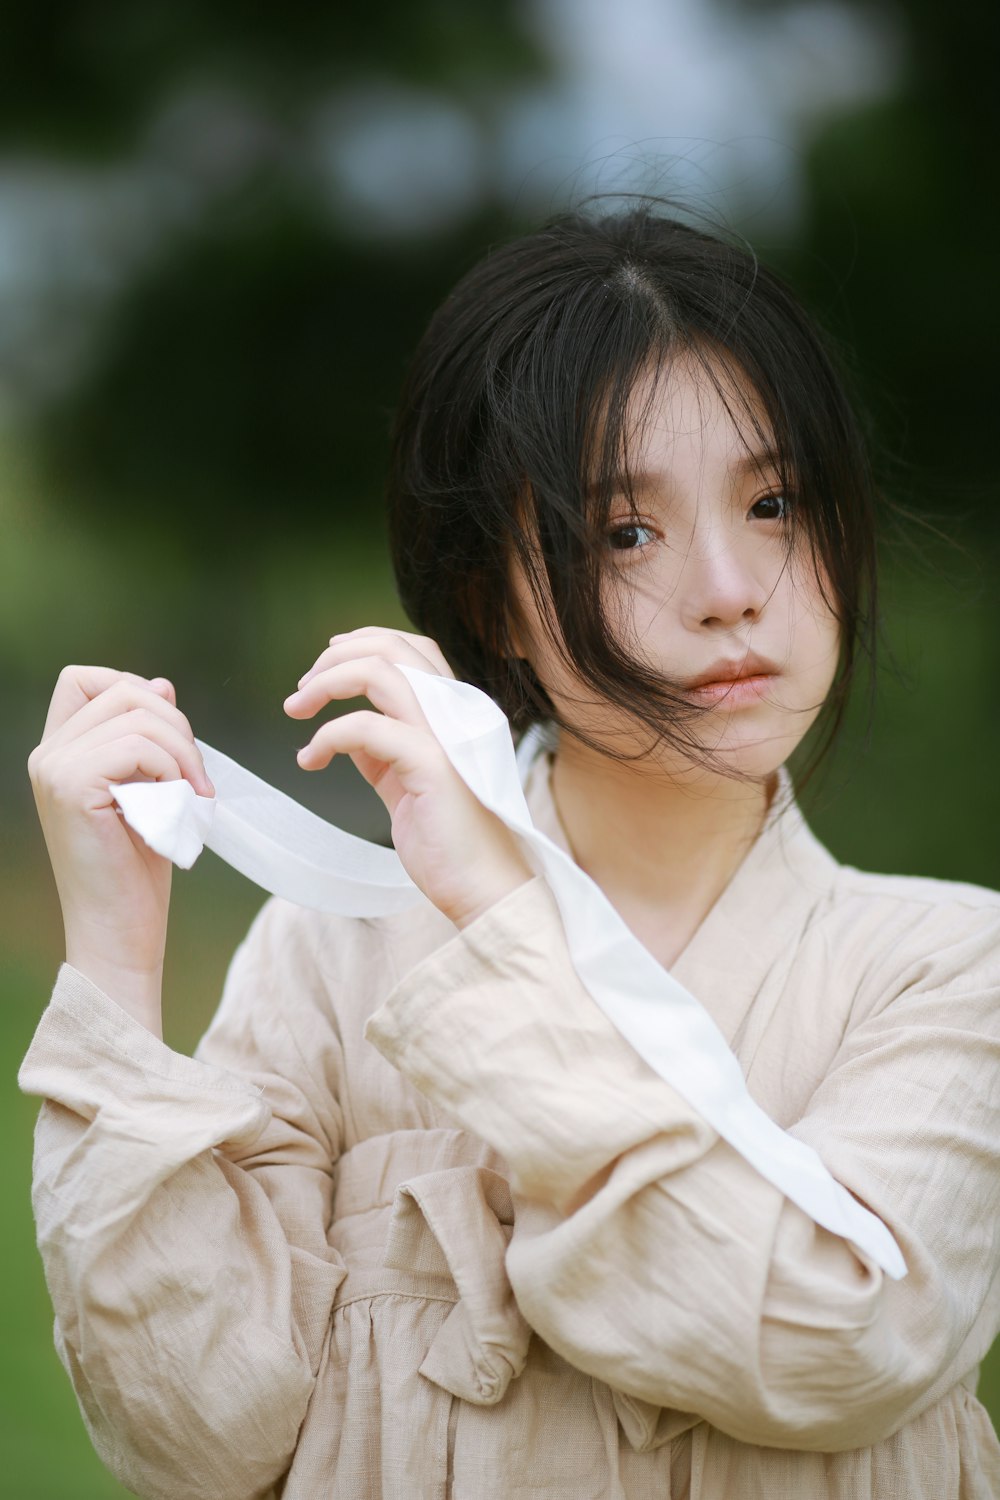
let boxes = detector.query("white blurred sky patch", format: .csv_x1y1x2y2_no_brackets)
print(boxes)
0,0,904,413
501,0,903,222
313,87,486,235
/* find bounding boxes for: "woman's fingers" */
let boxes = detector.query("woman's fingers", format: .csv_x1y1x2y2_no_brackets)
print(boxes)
330,627,454,678
41,666,172,740
297,628,454,689
54,711,214,803
35,676,213,796
294,707,531,928
285,655,430,733
68,736,193,808
296,709,438,796
284,644,457,816
41,677,191,754
283,643,531,928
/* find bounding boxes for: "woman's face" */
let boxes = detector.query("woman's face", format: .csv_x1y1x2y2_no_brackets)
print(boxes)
511,355,842,781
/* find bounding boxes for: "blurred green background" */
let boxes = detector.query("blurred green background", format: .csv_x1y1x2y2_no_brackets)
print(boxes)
2,2,997,1493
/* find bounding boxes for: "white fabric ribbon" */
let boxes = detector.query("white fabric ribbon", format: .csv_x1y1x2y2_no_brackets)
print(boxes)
109,666,906,1279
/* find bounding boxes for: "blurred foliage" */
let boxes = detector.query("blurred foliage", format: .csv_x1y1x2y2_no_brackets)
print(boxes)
743,0,1000,510
39,200,523,549
0,0,543,155
5,0,543,558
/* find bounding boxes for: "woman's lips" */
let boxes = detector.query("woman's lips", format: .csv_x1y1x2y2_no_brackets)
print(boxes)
684,673,778,706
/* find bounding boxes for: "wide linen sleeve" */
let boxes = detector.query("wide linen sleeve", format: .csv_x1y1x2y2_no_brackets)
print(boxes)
17,897,347,1500
364,876,1000,1453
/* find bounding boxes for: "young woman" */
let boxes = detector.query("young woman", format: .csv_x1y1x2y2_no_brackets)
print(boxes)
21,205,1000,1499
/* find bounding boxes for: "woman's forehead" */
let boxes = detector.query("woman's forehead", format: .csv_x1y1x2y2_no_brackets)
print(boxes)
600,353,780,492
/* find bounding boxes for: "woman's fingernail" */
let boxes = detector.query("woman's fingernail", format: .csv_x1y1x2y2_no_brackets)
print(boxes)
297,671,314,688
284,691,303,709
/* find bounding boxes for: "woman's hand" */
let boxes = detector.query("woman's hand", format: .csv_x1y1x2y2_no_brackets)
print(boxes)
27,667,215,1033
283,627,532,928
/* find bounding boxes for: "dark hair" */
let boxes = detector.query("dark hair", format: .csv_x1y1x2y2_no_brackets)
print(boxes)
386,200,878,777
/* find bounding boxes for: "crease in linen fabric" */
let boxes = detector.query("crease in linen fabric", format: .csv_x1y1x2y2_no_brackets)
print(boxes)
108,666,905,1279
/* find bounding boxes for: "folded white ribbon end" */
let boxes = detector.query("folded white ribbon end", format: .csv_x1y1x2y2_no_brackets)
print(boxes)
109,778,216,869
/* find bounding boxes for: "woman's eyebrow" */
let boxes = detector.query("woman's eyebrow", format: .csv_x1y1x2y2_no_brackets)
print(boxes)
732,447,782,476
588,450,783,501
586,469,667,501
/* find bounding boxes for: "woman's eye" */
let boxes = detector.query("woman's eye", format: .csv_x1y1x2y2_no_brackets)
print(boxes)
607,522,657,551
749,492,790,521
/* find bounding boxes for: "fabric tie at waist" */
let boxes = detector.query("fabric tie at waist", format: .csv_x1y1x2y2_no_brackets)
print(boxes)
331,1130,699,1448
332,1130,530,1406
108,669,906,1280
385,1167,530,1405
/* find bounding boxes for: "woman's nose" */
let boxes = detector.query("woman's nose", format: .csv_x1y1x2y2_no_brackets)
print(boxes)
680,534,768,631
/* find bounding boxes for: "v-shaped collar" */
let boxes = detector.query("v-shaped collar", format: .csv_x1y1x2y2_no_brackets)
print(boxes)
521,738,839,1050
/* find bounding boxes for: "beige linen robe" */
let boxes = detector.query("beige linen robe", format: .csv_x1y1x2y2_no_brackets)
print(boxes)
18,753,1000,1499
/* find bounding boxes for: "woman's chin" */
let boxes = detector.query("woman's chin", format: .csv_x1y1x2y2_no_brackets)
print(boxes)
554,705,806,787
661,730,794,787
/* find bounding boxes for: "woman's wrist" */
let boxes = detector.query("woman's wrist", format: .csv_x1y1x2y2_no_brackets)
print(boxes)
450,864,534,931
63,946,165,1038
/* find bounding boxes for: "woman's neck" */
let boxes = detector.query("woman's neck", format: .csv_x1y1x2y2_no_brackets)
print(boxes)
549,737,776,965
